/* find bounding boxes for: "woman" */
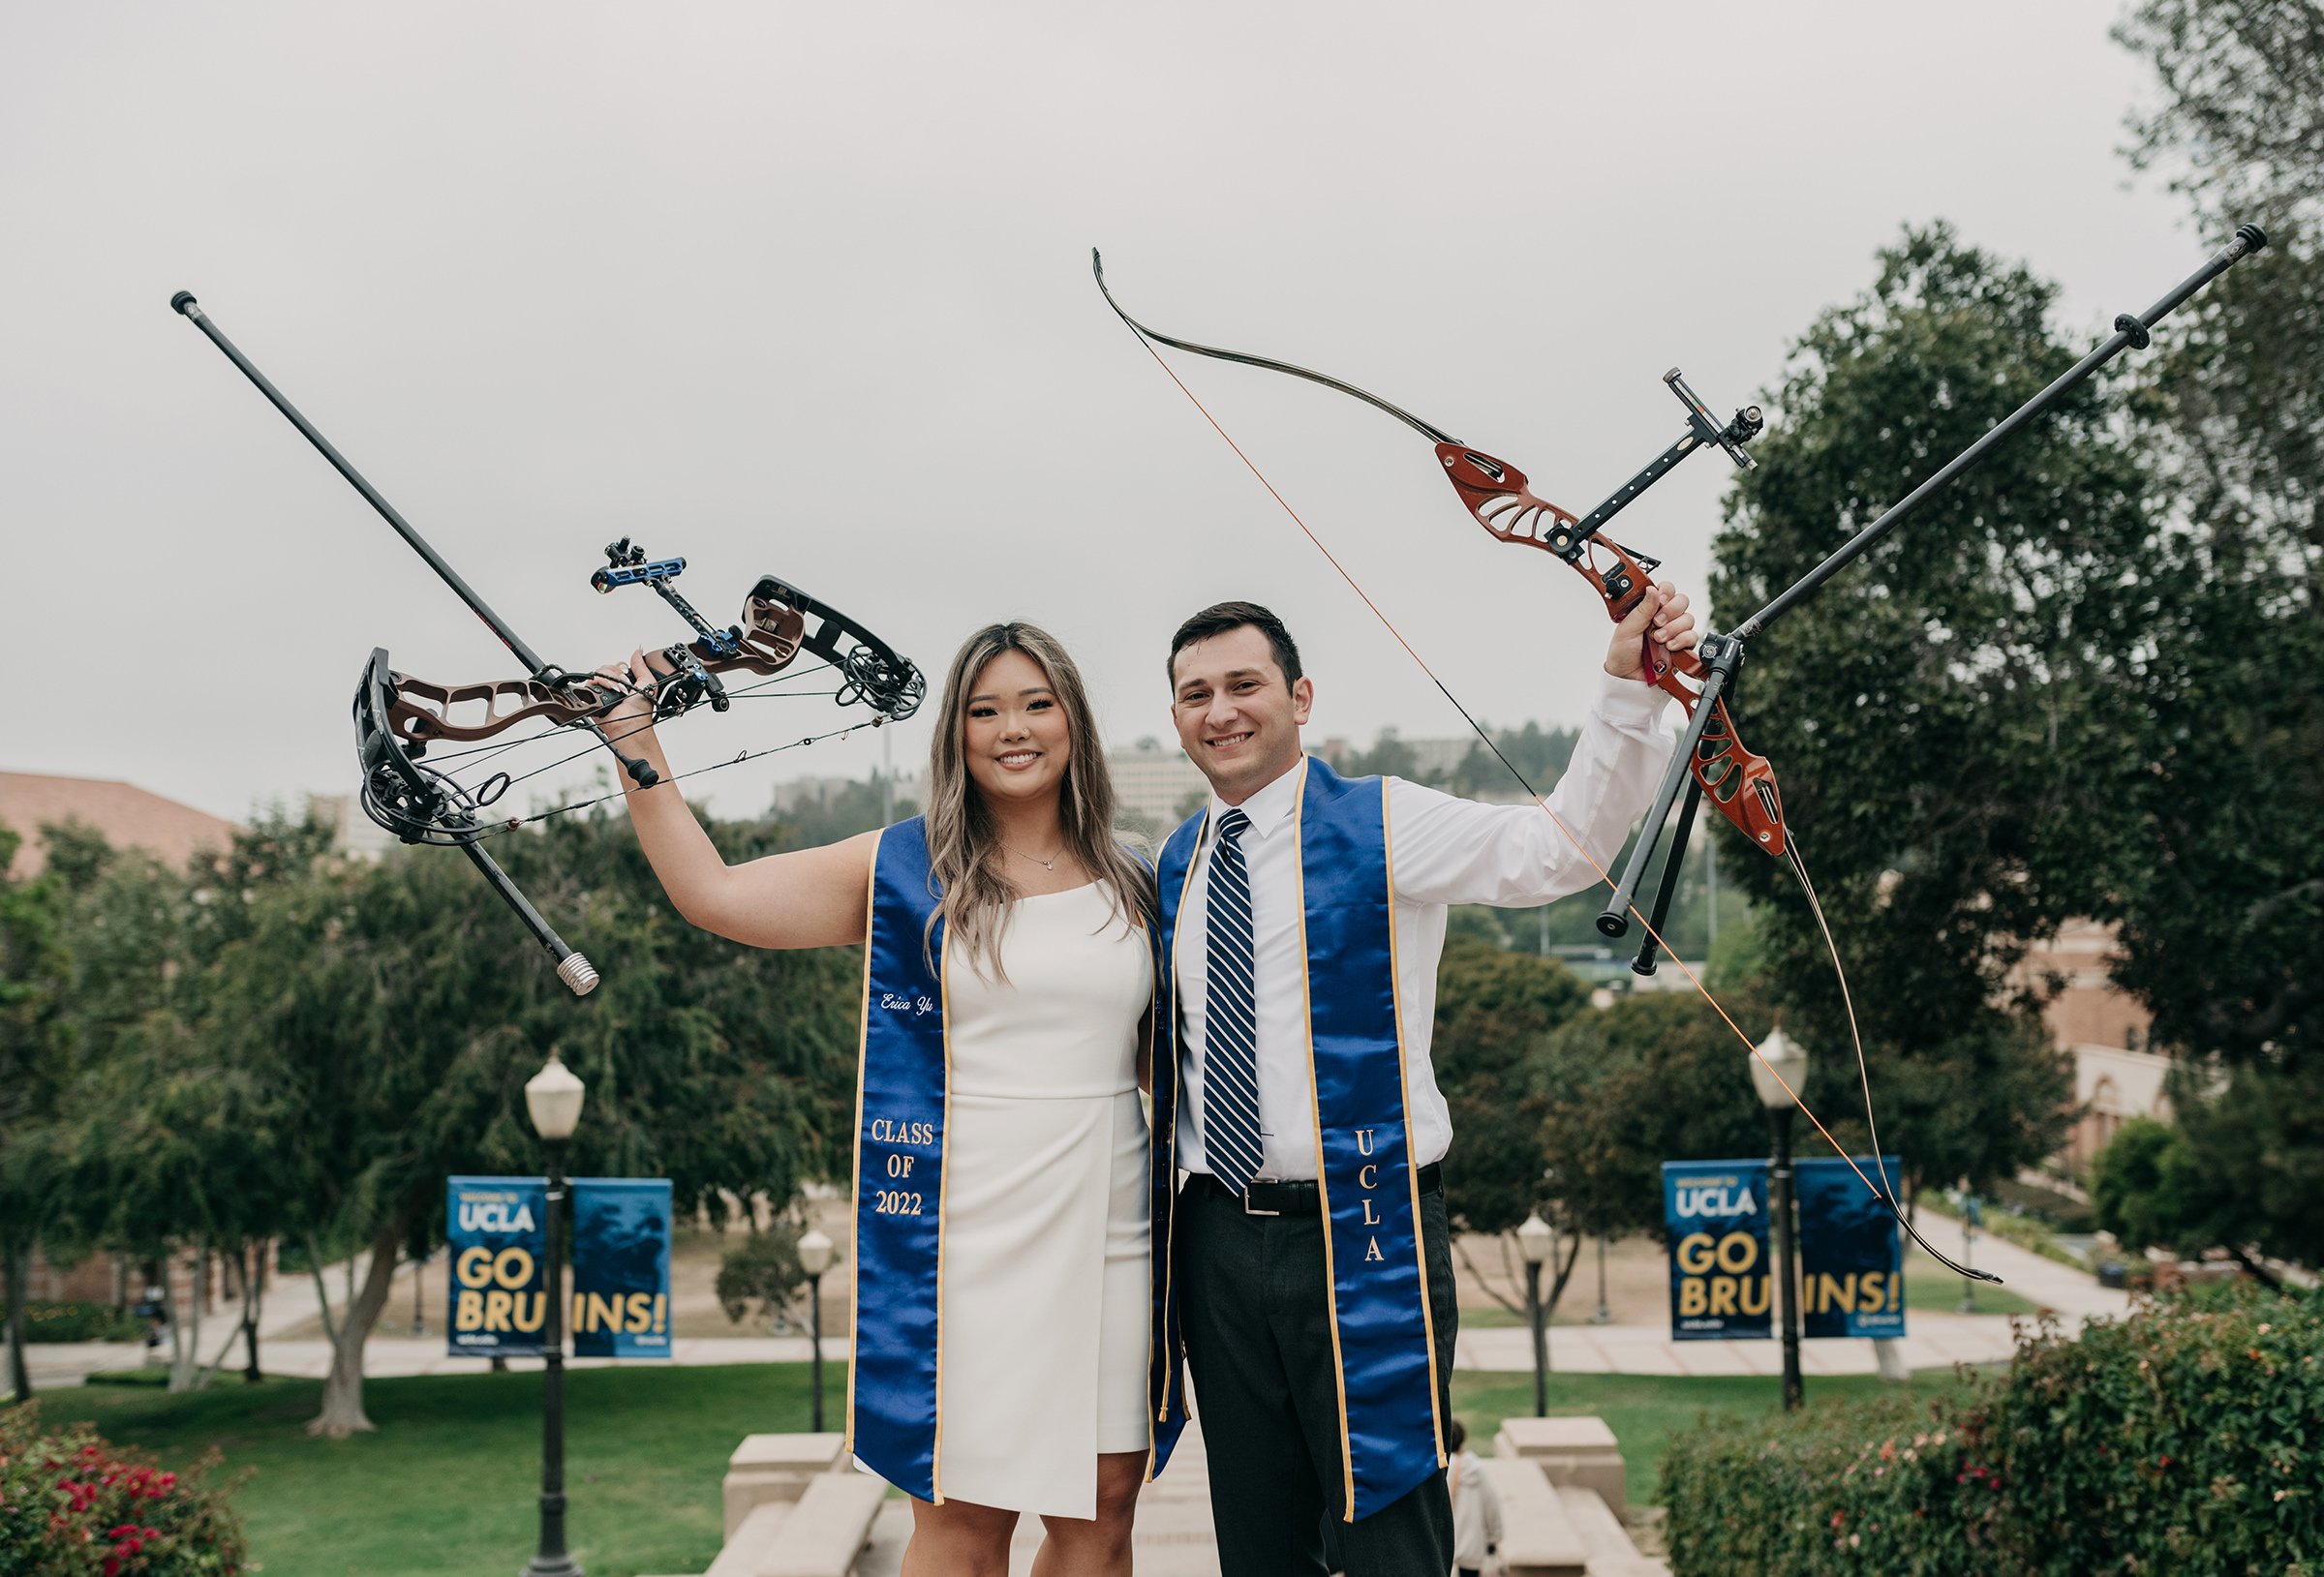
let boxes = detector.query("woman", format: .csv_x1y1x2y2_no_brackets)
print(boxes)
602,622,1159,1577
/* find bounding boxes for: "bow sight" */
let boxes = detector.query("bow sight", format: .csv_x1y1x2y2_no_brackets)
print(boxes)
171,292,924,996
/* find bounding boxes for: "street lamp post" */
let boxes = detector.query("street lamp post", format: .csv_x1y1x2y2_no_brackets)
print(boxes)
798,1227,836,1434
1515,1212,1554,1417
1959,1190,1982,1314
1749,1025,1809,1412
523,1051,587,1577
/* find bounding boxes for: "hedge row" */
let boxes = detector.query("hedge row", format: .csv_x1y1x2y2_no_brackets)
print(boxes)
4,1303,146,1344
1662,1285,2324,1576
0,1406,246,1577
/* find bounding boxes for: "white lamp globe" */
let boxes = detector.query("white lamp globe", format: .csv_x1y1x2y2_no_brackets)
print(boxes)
798,1226,837,1279
1749,1024,1810,1112
524,1050,587,1141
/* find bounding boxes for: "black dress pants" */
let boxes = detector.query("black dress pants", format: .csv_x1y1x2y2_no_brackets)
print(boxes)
1177,1173,1458,1577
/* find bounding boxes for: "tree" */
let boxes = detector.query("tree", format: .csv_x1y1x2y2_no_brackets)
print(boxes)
1535,992,1777,1244
2073,1,2324,1268
0,828,73,1404
1708,225,2113,1199
199,804,860,1436
11,826,219,1400
1432,940,1588,1236
1428,941,1589,1317
2100,0,2324,1066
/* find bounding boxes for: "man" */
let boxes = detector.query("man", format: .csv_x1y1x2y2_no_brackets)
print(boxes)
1148,588,1696,1575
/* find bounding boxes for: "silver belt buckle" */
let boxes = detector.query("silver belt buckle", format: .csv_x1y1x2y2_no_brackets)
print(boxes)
1240,1179,1280,1218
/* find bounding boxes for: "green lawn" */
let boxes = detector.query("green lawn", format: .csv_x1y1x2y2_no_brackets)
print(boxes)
1902,1266,2039,1317
32,1359,1988,1573
36,1362,844,1577
1449,1367,1982,1501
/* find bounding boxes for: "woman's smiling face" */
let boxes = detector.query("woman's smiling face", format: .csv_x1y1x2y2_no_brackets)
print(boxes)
963,647,1071,809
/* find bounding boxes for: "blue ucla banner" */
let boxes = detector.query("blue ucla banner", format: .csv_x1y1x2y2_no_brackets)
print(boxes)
570,1178,672,1358
447,1175,550,1356
1796,1158,1906,1339
1661,1161,1771,1341
447,1175,673,1359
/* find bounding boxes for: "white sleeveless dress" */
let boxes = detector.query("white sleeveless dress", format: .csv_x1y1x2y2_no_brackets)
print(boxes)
933,881,1154,1519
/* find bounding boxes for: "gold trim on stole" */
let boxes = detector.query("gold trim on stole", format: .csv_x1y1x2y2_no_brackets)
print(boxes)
931,920,954,1502
1148,818,1207,1481
1381,782,1448,1469
1289,763,1361,1520
842,829,885,1455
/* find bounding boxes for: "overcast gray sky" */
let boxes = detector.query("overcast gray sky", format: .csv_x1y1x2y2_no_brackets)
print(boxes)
2,1,2197,826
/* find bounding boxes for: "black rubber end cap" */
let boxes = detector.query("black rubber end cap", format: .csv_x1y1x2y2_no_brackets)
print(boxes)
169,290,198,315
2235,224,2269,255
1596,912,1630,940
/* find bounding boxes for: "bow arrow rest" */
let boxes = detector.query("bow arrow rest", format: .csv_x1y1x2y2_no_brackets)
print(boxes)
169,291,926,997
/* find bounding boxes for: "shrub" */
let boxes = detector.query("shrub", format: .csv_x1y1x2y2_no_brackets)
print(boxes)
0,1405,246,1577
4,1303,145,1345
1663,1286,2324,1576
1990,1284,2324,1575
1660,1388,2004,1575
715,1223,808,1330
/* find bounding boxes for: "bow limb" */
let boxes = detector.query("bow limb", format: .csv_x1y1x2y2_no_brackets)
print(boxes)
1093,250,1459,444
751,577,928,720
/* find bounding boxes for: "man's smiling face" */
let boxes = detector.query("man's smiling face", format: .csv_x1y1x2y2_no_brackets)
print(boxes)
1170,622,1313,805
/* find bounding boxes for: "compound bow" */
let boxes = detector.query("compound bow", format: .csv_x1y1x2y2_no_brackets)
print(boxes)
171,293,924,996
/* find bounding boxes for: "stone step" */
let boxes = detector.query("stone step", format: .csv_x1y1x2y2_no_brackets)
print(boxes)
761,1472,889,1577
1555,1485,1669,1577
1479,1457,1590,1577
1495,1415,1628,1510
703,1501,787,1577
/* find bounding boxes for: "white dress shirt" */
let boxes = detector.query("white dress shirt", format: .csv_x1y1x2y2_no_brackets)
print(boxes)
1175,670,1675,1179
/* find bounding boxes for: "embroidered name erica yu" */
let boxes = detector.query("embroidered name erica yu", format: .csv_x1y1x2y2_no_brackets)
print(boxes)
868,1117,936,1146
878,992,938,1016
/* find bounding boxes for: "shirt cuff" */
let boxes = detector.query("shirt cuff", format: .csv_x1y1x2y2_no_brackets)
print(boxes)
1592,665,1670,728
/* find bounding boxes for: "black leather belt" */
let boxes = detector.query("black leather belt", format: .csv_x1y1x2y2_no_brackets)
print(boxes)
1199,1162,1442,1217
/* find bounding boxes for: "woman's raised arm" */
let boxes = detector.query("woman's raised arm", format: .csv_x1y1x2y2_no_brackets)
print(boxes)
604,650,878,950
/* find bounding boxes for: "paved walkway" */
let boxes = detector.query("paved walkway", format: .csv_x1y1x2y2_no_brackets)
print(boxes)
855,1416,1222,1577
26,1228,2128,1391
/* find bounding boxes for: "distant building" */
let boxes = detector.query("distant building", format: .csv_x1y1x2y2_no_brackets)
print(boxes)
1107,741,1210,827
0,771,238,879
768,771,927,819
2015,918,2170,1175
1402,736,1480,780
307,792,397,860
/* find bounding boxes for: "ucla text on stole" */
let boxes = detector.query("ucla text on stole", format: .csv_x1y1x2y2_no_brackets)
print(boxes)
1669,1173,1900,1321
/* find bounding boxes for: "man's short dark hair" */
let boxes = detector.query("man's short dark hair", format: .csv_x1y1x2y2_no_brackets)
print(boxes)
1168,600,1303,688
1447,1417,1468,1453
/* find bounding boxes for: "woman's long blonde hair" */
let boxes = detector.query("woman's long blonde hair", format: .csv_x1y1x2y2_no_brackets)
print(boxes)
924,622,1154,981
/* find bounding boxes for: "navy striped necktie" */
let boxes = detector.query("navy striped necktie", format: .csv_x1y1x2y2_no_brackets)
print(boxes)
1204,808,1266,1195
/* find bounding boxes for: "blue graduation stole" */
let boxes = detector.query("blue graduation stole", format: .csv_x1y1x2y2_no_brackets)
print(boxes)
1155,757,1446,1519
846,816,1187,1501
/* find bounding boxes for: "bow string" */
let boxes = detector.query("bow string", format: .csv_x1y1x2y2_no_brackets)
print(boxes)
1091,248,1997,1282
